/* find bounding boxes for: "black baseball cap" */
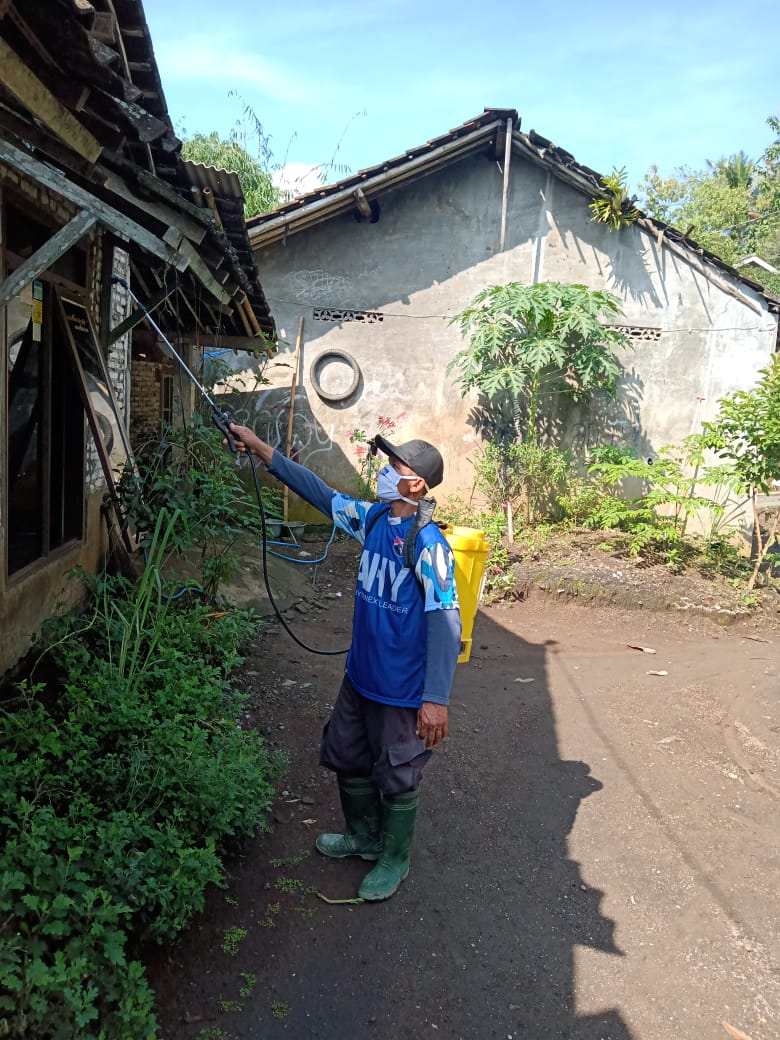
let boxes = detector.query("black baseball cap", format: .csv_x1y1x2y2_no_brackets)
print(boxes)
374,435,444,490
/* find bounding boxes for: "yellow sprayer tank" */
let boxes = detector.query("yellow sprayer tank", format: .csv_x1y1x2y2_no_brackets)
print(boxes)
441,525,491,663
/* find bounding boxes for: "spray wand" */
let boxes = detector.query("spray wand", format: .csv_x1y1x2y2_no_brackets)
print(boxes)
112,276,349,656
111,276,238,452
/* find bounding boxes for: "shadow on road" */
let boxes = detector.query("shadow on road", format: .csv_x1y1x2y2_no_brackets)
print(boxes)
412,609,634,1038
147,604,635,1039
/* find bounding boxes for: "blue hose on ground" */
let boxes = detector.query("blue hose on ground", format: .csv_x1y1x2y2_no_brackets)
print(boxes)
138,455,347,651
263,522,339,564
142,547,205,601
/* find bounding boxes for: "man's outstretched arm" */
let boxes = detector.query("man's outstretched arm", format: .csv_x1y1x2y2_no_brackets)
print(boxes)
229,423,335,516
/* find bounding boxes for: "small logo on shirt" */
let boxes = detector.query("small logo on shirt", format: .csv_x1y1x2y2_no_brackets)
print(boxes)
392,535,404,557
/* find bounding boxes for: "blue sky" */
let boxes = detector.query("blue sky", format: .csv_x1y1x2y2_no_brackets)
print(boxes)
143,0,778,196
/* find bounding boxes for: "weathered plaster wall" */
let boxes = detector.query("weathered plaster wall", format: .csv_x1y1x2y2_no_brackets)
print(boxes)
239,152,775,510
0,494,106,676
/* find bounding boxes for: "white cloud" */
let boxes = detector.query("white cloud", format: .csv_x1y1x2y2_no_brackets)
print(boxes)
273,162,324,199
154,36,322,106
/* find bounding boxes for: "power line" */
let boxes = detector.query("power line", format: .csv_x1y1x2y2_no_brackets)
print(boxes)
712,207,780,235
265,297,778,336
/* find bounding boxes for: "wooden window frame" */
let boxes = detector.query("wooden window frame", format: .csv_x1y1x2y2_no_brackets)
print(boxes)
2,199,89,583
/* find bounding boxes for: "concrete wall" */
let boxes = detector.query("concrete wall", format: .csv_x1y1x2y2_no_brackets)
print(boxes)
235,152,775,513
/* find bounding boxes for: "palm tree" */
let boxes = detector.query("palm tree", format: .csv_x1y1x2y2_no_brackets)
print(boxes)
707,151,756,190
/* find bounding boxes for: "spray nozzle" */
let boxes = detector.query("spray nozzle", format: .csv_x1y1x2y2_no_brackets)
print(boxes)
111,274,130,290
212,408,238,454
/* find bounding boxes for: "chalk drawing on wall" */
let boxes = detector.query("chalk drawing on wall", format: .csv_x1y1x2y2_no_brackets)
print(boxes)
226,388,338,469
282,270,353,304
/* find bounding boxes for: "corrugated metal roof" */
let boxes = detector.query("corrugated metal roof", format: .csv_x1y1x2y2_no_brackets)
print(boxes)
182,160,245,202
180,159,275,339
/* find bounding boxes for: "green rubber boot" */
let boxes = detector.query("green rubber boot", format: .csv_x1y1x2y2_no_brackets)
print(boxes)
358,790,419,901
315,776,382,861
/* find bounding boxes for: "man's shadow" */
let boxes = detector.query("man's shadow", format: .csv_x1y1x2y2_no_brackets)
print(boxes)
406,613,633,1038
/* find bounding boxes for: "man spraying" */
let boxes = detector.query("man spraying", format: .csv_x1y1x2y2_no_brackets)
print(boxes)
228,423,461,901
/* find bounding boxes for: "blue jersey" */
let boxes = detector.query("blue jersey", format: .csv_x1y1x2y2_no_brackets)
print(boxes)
267,452,461,709
345,501,458,707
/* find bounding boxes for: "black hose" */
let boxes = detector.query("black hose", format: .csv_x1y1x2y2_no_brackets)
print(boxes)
245,453,350,656
112,274,347,653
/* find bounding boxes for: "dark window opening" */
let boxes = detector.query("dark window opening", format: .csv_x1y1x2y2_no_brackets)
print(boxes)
5,203,87,286
7,299,43,570
161,372,174,426
5,279,84,576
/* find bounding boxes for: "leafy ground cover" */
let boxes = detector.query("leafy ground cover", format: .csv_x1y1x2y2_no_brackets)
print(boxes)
0,560,285,1039
145,535,780,1039
2,516,774,1038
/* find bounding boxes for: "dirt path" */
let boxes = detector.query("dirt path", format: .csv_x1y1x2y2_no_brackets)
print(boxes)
146,543,780,1040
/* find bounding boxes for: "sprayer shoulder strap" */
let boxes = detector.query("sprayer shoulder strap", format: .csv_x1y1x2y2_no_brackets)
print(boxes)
364,502,390,541
363,500,436,576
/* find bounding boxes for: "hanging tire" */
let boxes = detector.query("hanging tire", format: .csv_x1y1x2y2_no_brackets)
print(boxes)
309,349,361,402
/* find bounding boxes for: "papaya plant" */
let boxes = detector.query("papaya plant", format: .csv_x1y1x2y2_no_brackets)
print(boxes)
700,356,780,588
448,281,631,539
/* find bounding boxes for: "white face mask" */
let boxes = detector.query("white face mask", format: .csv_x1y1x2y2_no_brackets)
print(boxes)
376,465,418,505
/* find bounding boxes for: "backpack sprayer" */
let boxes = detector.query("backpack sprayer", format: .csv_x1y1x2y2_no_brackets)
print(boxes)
111,275,349,655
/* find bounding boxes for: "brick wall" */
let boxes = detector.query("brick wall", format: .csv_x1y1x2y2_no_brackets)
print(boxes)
0,163,78,225
130,358,173,449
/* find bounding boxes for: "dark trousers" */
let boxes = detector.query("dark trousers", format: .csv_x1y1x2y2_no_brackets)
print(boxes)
320,675,433,796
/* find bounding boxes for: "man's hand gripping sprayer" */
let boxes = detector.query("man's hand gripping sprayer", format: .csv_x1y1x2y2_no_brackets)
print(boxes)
110,275,238,452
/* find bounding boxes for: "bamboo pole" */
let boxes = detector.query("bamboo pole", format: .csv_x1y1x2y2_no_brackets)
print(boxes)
283,317,305,521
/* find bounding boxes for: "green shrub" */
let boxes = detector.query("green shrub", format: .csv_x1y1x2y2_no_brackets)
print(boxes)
556,443,732,559
0,567,284,1038
470,443,526,513
514,443,570,523
469,442,572,525
437,495,507,545
0,792,158,1039
118,416,280,597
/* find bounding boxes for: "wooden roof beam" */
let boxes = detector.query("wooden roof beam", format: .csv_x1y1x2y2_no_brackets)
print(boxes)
0,37,102,162
107,282,176,345
0,100,106,182
100,167,209,244
352,187,373,220
175,238,231,305
0,137,187,272
186,333,271,353
0,211,97,313
6,3,62,71
91,11,117,43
